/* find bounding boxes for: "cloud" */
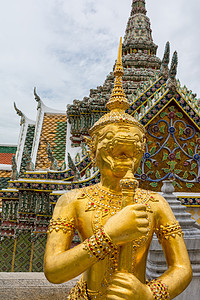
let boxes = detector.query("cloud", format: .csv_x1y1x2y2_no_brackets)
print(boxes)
0,0,199,144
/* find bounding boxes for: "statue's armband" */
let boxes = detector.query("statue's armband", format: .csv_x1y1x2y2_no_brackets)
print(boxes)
47,217,75,235
155,221,183,244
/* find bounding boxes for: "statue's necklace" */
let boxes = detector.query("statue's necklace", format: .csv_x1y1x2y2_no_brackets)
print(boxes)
84,184,152,217
84,184,122,231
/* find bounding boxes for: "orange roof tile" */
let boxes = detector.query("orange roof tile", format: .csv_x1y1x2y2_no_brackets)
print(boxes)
0,170,11,178
36,113,67,169
0,153,14,165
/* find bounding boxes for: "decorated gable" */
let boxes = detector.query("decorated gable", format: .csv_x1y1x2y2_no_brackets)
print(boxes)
137,93,200,192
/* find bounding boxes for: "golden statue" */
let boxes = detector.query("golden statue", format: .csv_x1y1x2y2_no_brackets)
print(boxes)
44,38,192,299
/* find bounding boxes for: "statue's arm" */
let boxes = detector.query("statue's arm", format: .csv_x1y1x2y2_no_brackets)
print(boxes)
44,192,97,284
154,194,192,299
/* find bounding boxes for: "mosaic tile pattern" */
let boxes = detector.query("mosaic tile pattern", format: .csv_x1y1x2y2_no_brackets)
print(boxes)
14,232,32,272
0,146,17,153
186,207,200,225
54,121,67,161
32,234,46,272
0,170,11,190
20,124,35,174
0,146,16,193
0,146,17,154
138,99,200,192
0,238,14,272
128,78,166,116
35,113,67,169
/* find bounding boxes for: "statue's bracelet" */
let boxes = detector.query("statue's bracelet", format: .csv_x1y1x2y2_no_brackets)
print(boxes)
83,227,116,260
147,279,170,299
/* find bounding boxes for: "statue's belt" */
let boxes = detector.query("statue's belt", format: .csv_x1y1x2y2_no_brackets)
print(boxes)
68,279,104,299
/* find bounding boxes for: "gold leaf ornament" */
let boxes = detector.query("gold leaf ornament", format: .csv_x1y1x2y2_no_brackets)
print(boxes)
84,135,97,165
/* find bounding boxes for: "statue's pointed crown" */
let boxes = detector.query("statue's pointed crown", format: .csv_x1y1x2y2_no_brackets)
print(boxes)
106,37,130,111
89,38,145,136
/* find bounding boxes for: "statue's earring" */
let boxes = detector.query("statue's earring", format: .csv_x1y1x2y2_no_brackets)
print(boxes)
142,136,147,153
84,136,97,166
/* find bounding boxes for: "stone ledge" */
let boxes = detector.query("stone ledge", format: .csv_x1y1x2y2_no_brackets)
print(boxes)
0,273,79,300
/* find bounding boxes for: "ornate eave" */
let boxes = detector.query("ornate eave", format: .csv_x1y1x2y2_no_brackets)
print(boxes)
13,103,36,174
31,89,66,170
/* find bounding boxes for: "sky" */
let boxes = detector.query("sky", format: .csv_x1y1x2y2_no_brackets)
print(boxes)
0,0,200,144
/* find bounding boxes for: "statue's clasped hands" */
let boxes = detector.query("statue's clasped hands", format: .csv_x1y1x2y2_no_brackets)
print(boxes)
106,272,152,300
104,203,151,299
104,204,149,245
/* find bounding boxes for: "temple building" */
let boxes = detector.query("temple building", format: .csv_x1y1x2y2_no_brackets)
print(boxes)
0,0,200,272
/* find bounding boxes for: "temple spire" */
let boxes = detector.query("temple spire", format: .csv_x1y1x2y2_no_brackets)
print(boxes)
131,0,147,15
123,0,158,56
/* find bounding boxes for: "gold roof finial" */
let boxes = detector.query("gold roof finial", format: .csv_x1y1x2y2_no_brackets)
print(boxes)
106,37,130,111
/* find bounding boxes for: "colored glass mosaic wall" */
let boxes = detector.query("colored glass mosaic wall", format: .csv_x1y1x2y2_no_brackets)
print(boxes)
31,234,46,272
0,234,45,272
0,232,80,272
20,125,35,174
13,232,32,272
0,238,14,271
0,171,11,189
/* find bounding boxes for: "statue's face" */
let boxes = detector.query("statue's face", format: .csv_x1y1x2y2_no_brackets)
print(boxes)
95,124,145,178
